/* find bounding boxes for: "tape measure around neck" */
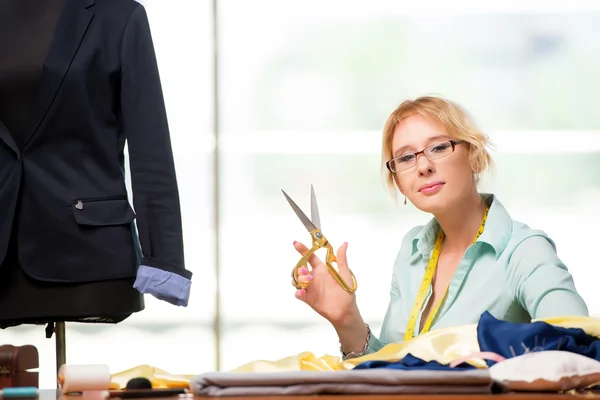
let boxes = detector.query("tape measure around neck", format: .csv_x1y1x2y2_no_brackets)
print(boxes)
403,204,490,342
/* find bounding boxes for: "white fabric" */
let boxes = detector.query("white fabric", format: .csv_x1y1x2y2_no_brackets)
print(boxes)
489,350,600,391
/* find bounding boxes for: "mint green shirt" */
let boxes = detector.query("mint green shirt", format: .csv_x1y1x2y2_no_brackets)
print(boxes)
367,193,589,354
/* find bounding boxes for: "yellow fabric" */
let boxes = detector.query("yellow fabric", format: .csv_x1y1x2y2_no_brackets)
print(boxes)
230,323,483,373
110,364,195,389
105,315,600,387
230,352,346,372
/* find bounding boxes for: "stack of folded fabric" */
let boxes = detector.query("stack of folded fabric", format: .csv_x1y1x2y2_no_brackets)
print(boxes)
189,311,600,396
191,368,496,396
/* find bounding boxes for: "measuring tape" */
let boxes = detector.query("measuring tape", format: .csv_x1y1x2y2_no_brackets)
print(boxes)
404,203,490,342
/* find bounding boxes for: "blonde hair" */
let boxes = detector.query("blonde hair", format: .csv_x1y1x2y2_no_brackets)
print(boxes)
381,95,494,192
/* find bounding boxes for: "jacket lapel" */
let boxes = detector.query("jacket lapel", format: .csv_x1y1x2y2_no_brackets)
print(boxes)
24,0,95,149
0,120,18,156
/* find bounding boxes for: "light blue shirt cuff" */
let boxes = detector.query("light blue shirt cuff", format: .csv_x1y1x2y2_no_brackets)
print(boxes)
133,265,191,306
367,334,386,354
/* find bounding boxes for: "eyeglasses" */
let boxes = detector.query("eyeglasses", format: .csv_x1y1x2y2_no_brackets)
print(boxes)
386,139,466,173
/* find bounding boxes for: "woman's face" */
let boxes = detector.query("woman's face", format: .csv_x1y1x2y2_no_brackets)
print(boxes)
390,114,476,214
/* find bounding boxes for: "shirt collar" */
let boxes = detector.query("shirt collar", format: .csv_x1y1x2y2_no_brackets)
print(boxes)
411,193,513,260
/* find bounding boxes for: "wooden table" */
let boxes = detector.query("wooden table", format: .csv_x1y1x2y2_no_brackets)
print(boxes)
36,390,595,400
193,396,590,399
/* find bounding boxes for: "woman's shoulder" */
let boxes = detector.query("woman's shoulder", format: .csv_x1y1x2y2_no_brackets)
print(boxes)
491,196,552,239
486,194,558,262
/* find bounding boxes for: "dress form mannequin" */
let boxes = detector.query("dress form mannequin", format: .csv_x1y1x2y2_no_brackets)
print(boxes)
0,0,144,332
0,3,146,371
0,0,192,371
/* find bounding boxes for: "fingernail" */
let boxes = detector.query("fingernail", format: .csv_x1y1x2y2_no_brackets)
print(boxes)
300,267,307,274
300,289,306,295
293,241,297,245
307,275,313,281
344,242,348,248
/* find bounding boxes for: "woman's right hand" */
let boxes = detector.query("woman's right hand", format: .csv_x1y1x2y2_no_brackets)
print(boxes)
291,241,359,326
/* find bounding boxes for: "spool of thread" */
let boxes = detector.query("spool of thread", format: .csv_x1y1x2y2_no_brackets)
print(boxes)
0,387,39,398
58,364,112,393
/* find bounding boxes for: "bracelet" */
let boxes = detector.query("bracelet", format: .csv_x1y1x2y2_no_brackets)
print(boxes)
340,323,371,361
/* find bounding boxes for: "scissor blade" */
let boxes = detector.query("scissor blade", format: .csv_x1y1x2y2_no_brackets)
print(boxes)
310,185,321,230
282,189,318,232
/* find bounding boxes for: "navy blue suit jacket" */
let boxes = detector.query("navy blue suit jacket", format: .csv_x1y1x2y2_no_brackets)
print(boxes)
0,0,192,306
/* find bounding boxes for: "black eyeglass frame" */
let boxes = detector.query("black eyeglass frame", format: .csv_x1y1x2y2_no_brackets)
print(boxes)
386,139,467,173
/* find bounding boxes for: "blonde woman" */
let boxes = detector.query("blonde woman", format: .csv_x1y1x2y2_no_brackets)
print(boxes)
291,95,589,360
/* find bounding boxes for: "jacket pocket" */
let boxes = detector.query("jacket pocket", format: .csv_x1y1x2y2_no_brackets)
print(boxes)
72,198,136,226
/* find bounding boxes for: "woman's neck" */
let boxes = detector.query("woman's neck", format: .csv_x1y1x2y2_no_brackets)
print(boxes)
435,191,486,253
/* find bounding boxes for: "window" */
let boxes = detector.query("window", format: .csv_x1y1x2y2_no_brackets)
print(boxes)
217,0,600,370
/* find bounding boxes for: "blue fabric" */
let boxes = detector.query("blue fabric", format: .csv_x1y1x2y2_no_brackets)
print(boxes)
354,311,600,371
353,353,474,371
476,311,599,366
133,264,191,306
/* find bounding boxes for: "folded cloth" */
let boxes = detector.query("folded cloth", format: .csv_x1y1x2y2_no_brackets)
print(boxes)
225,314,600,373
488,351,600,392
189,368,503,397
476,311,600,365
353,311,600,372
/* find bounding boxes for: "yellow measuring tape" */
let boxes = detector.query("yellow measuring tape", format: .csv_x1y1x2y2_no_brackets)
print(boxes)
404,203,490,342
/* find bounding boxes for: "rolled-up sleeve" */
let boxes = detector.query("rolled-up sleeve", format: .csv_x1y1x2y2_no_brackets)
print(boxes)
120,4,192,306
508,235,588,319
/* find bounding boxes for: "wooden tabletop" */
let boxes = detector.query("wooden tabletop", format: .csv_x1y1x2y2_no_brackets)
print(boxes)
42,390,594,400
202,396,587,399
191,396,588,399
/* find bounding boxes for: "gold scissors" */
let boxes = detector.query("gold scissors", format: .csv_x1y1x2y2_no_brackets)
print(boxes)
281,185,357,294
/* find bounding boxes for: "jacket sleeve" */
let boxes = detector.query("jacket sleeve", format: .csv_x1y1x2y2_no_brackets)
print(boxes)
119,4,192,306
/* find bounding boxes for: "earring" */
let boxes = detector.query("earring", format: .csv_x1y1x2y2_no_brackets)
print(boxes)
404,196,407,205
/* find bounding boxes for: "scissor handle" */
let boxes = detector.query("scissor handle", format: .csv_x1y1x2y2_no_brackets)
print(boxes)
292,244,319,290
291,242,358,294
323,242,357,294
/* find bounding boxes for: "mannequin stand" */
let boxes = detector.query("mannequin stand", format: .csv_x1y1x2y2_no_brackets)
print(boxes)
55,322,66,377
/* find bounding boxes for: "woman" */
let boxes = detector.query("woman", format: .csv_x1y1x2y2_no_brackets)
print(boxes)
291,95,589,360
